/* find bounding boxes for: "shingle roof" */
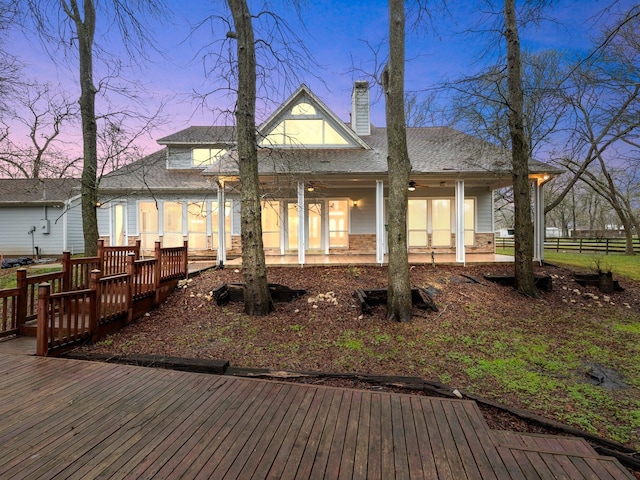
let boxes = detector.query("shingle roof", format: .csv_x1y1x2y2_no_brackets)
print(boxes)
157,126,236,145
0,178,80,205
99,125,561,193
203,125,558,176
99,149,211,192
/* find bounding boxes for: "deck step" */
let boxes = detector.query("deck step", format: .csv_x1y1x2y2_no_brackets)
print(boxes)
491,430,598,457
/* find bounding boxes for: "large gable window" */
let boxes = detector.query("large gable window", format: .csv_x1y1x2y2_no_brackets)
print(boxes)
262,100,349,147
192,148,226,167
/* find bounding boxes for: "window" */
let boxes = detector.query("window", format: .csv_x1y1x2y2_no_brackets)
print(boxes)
187,202,207,249
262,100,349,147
261,201,281,248
139,202,159,250
286,203,299,250
291,102,316,115
432,199,451,246
329,200,349,248
407,199,428,247
211,201,232,250
192,148,226,167
112,204,126,246
163,202,183,247
464,198,475,246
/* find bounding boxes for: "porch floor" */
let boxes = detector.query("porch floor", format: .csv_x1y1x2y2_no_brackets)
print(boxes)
225,253,515,267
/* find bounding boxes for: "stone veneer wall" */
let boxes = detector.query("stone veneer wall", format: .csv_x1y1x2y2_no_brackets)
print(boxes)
108,233,495,256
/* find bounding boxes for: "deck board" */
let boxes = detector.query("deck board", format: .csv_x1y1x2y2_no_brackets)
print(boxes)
0,353,634,479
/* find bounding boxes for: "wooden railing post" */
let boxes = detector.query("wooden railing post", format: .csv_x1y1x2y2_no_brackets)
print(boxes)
126,254,135,324
62,251,72,292
182,240,189,279
97,239,105,272
36,283,51,356
134,239,141,260
16,268,28,328
154,241,162,305
90,269,101,342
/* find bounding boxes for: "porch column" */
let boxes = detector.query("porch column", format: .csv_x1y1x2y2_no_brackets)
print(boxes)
217,183,226,266
455,180,466,264
376,180,384,265
297,181,306,265
533,180,545,263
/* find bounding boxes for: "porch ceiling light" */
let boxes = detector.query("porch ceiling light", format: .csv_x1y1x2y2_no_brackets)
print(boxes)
307,184,314,192
408,181,416,192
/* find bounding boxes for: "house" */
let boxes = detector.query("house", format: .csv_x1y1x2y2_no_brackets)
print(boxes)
0,178,83,257
96,82,559,264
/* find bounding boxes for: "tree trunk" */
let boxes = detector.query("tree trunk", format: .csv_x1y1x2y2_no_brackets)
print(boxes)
504,0,538,297
383,0,412,322
227,0,272,315
64,0,99,256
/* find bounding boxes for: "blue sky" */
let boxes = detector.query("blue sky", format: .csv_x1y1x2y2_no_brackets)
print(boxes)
8,0,634,154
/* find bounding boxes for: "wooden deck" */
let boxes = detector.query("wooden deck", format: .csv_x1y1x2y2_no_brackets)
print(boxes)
0,353,633,479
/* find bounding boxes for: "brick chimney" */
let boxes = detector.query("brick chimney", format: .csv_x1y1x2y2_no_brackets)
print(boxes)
351,81,370,136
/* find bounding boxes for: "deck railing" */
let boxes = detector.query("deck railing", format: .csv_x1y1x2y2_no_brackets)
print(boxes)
33,241,188,356
496,236,639,254
0,287,19,338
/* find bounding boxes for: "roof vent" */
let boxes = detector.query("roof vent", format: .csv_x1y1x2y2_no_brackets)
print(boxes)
351,81,371,136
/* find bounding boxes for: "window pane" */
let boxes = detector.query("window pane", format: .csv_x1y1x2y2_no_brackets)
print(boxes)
287,203,299,250
139,202,159,250
113,204,125,246
192,148,226,167
432,199,451,246
291,102,316,115
261,201,280,248
187,202,207,249
464,198,475,246
408,199,428,247
409,231,428,246
324,122,349,144
285,119,323,145
163,202,183,247
329,200,348,248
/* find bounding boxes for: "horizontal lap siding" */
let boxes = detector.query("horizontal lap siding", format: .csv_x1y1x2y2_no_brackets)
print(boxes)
0,206,65,256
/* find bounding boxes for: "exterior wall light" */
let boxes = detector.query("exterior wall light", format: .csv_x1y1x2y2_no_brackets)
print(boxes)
408,181,416,192
352,200,358,207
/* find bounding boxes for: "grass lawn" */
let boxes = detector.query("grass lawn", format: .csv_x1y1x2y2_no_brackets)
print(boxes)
0,266,61,289
496,248,640,281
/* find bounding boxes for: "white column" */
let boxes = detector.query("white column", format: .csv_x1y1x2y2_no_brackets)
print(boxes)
217,183,226,265
297,182,306,265
376,180,385,265
533,180,545,263
455,180,466,264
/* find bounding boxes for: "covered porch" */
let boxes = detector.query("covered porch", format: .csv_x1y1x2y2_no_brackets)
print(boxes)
225,252,514,267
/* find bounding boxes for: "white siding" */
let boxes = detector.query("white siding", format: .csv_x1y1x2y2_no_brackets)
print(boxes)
65,197,85,254
166,146,194,169
0,205,65,256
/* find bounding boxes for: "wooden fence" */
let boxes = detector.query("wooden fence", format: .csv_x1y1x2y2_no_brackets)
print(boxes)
495,236,639,254
0,241,188,355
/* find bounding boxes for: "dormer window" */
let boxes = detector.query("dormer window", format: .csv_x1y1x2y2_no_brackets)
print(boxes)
192,148,226,167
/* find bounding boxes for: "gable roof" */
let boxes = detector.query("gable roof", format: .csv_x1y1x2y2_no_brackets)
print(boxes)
258,84,371,149
0,178,80,205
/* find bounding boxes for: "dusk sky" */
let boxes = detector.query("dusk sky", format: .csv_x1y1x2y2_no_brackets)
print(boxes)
7,0,635,156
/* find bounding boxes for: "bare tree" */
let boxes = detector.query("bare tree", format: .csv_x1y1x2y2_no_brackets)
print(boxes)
24,0,167,255
504,0,538,297
546,10,640,253
0,82,79,178
227,0,272,315
383,0,412,322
